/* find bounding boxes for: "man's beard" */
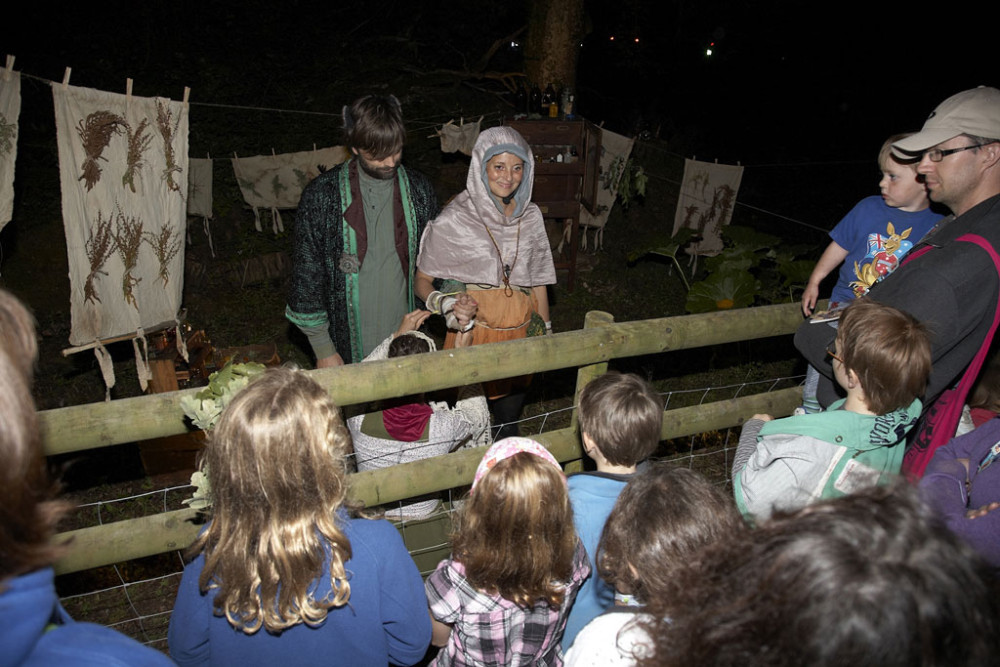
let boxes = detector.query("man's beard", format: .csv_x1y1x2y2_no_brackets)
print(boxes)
359,158,398,180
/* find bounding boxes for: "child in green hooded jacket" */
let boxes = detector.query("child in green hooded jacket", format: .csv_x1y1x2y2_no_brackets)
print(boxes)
733,299,931,521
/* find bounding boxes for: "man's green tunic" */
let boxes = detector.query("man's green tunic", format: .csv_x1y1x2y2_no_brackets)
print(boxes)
286,158,438,363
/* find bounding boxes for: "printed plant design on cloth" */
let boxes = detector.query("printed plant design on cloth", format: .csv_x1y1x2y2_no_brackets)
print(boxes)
271,174,288,199
679,182,737,241
83,206,182,304
122,117,153,193
83,210,116,304
112,207,145,309
76,110,127,191
155,100,183,195
0,113,16,157
237,176,262,200
293,168,311,190
143,224,181,287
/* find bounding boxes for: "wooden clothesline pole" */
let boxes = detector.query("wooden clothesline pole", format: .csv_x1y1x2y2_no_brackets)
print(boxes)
61,314,185,357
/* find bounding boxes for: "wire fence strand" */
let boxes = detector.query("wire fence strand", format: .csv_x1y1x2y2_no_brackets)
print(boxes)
57,374,803,653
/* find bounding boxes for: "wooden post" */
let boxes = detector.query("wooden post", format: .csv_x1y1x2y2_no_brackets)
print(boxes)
565,310,615,472
136,358,203,477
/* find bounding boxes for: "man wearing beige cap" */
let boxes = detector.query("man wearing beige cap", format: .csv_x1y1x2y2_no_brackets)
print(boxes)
794,86,1000,455
893,87,1000,217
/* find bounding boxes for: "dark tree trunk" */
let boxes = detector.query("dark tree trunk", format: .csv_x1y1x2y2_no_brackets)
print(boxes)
524,0,585,92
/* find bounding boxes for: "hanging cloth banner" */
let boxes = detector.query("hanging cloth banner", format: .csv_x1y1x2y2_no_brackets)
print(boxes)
53,83,188,353
187,156,215,257
673,158,744,258
560,126,634,253
0,66,21,231
434,117,482,156
231,145,349,234
187,157,213,220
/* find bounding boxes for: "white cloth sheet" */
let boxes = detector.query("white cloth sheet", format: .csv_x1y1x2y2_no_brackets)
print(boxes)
434,117,482,156
187,157,214,256
560,127,634,253
0,69,21,231
673,158,744,258
53,83,188,391
231,145,348,233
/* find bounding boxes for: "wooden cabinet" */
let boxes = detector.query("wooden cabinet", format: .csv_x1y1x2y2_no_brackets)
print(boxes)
506,118,601,291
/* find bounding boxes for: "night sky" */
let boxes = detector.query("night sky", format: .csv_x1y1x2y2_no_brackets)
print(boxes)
2,1,996,163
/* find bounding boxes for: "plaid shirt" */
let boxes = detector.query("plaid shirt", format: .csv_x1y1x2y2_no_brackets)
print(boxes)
426,540,590,667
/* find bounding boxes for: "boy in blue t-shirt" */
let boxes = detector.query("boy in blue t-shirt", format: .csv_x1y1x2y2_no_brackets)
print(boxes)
561,371,663,649
798,133,942,413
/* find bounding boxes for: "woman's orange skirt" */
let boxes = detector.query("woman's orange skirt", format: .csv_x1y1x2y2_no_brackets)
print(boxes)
444,287,536,399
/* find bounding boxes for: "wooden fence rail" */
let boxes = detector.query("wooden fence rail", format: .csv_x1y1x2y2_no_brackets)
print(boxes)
49,303,807,574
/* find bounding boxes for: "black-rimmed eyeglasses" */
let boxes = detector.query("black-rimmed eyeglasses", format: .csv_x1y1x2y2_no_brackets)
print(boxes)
923,143,989,162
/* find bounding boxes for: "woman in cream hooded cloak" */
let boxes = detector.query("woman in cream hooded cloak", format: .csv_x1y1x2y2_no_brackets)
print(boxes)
416,126,555,428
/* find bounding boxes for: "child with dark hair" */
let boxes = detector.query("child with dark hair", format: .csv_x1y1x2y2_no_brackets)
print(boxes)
168,368,431,666
347,312,488,519
564,464,746,666
561,372,664,648
734,299,932,521
637,483,1000,667
426,437,590,666
0,289,173,666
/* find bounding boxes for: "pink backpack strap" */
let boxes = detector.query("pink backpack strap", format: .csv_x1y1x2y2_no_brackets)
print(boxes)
903,233,1000,478
902,243,934,265
954,234,1000,383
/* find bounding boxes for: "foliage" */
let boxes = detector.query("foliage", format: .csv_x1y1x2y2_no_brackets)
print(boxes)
178,361,266,431
178,361,266,511
778,258,816,288
684,225,813,313
685,267,760,312
626,226,697,264
182,469,212,511
614,157,648,209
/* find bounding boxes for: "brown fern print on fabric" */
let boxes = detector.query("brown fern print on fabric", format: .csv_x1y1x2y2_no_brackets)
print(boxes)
143,224,181,287
123,117,153,193
113,207,144,309
76,111,126,191
155,101,183,196
83,210,115,304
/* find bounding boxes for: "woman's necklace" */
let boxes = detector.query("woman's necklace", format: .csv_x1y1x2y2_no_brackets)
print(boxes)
481,217,521,296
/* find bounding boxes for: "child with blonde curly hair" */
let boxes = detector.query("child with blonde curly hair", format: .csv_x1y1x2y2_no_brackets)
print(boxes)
168,368,430,666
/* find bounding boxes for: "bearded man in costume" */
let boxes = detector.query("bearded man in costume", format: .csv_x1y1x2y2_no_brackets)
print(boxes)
286,94,441,366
